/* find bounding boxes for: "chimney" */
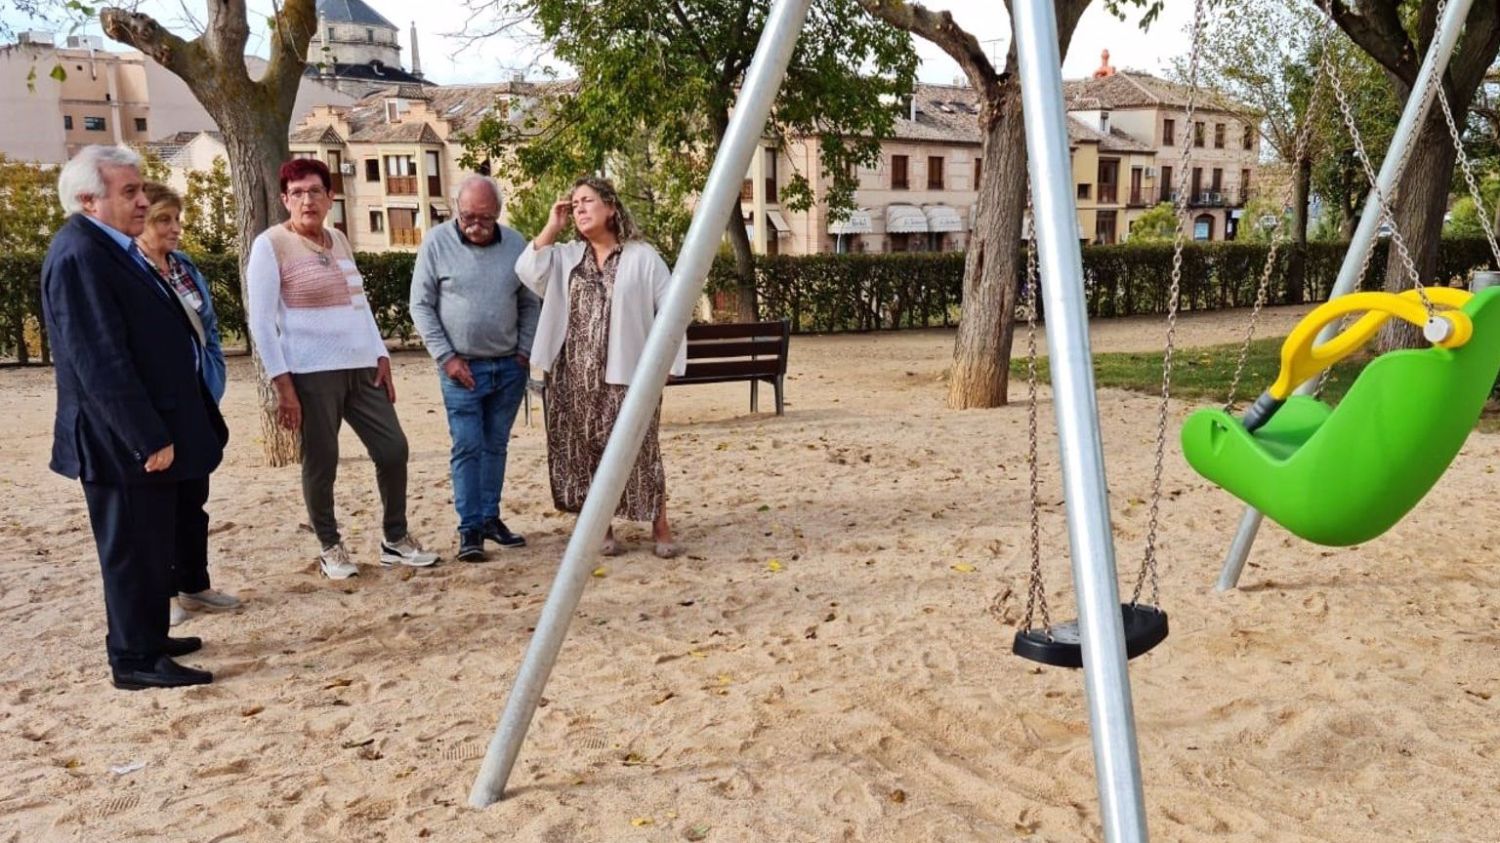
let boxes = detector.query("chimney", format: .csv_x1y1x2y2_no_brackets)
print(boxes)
409,21,423,78
1093,48,1116,79
318,12,332,77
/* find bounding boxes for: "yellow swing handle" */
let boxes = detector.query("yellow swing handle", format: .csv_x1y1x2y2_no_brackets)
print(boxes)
1239,287,1474,433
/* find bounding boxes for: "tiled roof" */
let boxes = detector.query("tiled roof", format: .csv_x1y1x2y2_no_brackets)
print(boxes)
290,125,344,145
892,83,982,143
306,60,427,85
316,0,396,29
1063,70,1244,114
306,80,572,146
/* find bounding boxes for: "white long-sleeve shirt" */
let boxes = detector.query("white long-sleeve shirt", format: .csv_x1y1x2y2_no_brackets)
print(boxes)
515,239,686,385
246,225,388,378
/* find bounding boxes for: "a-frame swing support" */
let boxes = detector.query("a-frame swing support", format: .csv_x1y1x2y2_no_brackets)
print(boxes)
469,0,1152,839
1215,0,1477,592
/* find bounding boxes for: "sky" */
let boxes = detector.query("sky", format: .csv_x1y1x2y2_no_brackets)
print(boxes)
3,0,1198,87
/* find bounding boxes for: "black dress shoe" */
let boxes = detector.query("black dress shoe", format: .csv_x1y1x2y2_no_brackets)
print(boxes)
112,656,213,691
457,529,487,562
163,636,202,657
482,517,526,548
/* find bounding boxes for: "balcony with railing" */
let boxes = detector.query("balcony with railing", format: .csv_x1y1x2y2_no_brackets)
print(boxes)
1127,188,1147,207
1097,184,1118,205
1186,188,1245,208
390,228,422,247
387,175,418,196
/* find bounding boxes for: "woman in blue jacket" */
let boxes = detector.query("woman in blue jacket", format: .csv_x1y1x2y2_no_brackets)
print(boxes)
137,182,239,624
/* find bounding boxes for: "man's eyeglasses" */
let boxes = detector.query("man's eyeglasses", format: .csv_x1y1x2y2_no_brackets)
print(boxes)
287,187,327,202
459,212,499,227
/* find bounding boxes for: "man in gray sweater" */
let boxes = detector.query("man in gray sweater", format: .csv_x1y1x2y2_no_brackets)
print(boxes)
410,175,541,561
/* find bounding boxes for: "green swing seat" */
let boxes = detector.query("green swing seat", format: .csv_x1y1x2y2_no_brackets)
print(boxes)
1181,286,1500,546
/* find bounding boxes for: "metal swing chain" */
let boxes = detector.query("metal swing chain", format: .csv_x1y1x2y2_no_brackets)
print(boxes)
1016,205,1053,633
1320,0,1442,316
1225,41,1335,411
1434,71,1500,267
1134,0,1207,608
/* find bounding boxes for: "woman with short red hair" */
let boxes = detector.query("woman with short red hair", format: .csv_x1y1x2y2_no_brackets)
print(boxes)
246,158,438,578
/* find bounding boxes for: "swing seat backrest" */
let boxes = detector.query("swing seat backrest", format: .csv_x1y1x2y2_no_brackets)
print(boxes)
1180,286,1500,546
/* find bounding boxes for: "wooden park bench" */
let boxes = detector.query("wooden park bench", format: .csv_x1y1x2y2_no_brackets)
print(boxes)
522,319,791,423
671,319,791,415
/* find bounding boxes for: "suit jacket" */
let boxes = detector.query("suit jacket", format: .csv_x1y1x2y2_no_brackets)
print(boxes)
42,214,228,484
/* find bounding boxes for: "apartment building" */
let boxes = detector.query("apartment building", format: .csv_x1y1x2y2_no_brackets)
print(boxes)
743,58,1260,255
0,32,355,165
285,81,557,251
1064,54,1261,241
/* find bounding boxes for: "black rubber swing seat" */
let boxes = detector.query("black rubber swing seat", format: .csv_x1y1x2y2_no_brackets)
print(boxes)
1012,603,1169,669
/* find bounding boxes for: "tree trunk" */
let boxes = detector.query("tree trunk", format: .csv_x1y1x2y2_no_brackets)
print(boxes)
724,204,760,321
102,1,313,466
709,111,759,321
1287,155,1313,305
1377,113,1459,351
218,109,301,466
948,81,1027,409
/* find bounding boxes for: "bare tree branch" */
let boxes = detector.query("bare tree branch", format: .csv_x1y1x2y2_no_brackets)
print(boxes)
100,7,208,79
856,0,1001,101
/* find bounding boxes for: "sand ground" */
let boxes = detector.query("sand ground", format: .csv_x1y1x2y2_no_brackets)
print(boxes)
2,303,1498,842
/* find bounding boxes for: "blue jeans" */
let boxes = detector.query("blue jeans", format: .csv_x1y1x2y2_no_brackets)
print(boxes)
439,356,528,532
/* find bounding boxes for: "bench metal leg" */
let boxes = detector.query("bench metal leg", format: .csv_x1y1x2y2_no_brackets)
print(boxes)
775,375,785,415
750,380,759,414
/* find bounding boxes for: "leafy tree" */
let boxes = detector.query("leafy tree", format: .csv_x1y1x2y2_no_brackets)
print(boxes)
0,154,63,253
1326,0,1500,349
1237,194,1293,244
1179,1,1359,299
460,0,917,321
0,154,62,363
181,156,237,254
1127,202,1178,243
857,0,1157,407
1306,43,1400,241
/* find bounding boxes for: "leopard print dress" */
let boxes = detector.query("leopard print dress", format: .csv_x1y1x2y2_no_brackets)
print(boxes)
544,245,666,521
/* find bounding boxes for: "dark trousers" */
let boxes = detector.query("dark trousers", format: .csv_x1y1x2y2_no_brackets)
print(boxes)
293,368,409,549
172,477,212,594
82,480,201,669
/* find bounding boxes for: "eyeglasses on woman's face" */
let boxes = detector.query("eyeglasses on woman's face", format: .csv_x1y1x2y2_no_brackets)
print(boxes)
286,186,327,203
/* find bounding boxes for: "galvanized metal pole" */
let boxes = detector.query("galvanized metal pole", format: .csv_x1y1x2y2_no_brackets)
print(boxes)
467,0,815,807
1012,1,1149,839
1214,0,1476,591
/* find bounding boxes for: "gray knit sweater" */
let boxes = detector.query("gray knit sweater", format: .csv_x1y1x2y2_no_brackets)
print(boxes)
409,222,540,364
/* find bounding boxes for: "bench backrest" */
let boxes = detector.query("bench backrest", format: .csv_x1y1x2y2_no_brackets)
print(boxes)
681,320,790,381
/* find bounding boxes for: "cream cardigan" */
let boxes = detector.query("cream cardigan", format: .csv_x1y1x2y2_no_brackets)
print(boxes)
515,239,687,385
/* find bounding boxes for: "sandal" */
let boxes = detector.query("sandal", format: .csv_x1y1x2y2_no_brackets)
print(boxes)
653,541,680,559
601,536,625,556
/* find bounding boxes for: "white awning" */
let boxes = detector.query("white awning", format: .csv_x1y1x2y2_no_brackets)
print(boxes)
766,209,790,235
924,204,964,232
386,200,420,210
829,208,873,235
885,204,928,234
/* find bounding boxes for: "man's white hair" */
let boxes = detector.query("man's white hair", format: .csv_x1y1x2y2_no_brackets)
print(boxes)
454,174,503,207
57,145,142,215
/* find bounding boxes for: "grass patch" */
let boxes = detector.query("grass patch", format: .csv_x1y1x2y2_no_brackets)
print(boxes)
1012,336,1500,432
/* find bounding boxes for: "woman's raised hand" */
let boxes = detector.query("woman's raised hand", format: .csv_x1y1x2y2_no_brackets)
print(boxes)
534,199,573,249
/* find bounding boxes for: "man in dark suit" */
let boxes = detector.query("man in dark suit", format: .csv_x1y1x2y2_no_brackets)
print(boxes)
43,145,229,690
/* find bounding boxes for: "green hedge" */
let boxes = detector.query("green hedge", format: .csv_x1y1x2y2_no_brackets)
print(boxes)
4,239,1496,362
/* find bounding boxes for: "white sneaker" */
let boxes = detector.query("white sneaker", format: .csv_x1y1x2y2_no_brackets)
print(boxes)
169,597,189,627
179,588,241,611
379,535,439,568
320,543,360,579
